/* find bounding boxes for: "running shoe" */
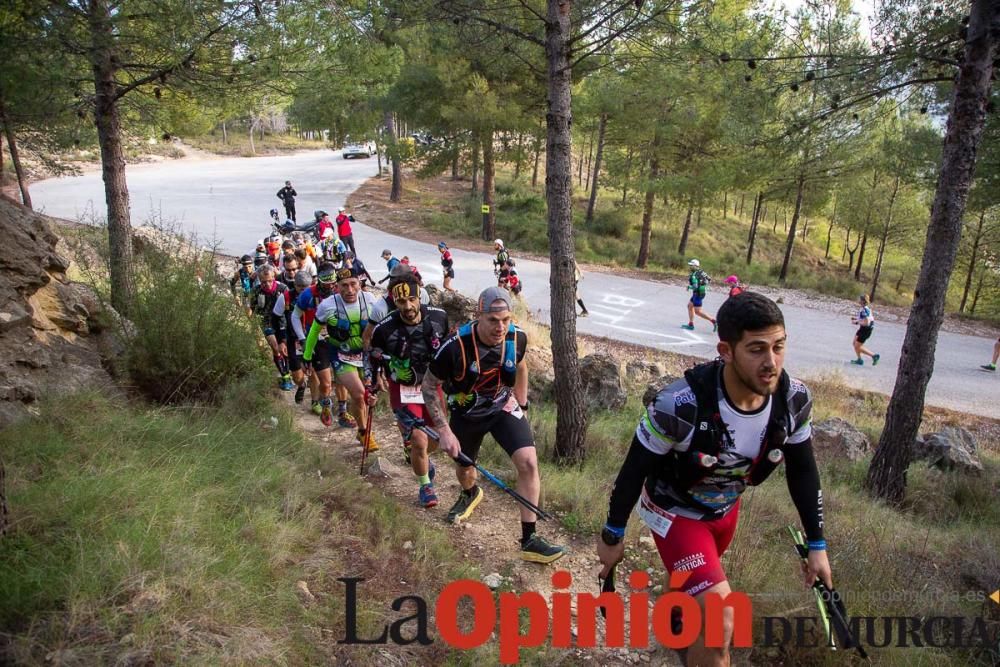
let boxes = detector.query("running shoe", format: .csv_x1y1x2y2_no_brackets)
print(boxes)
311,400,322,416
294,384,306,403
338,412,357,428
681,323,695,330
520,534,566,564
447,486,483,523
358,430,380,452
280,375,294,391
850,358,864,366
981,364,996,372
872,354,880,367
419,484,439,508
580,310,589,317
320,399,333,426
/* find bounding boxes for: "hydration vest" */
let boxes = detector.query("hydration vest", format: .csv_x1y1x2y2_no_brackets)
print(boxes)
664,360,792,501
445,322,518,396
327,295,370,347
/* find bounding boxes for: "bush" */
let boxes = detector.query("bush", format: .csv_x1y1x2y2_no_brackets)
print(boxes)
126,249,266,403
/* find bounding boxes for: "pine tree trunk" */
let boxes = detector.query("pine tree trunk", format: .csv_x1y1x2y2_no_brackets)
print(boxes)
678,203,694,255
854,231,868,281
451,149,459,180
222,120,227,144
970,269,986,313
843,227,852,262
248,121,256,154
778,176,806,281
514,132,524,180
89,0,136,316
0,98,31,209
531,128,542,189
723,192,727,217
746,193,764,265
959,210,985,312
738,193,745,217
825,195,838,259
546,0,587,463
471,138,480,193
866,0,997,504
870,176,901,302
385,111,402,202
585,113,607,226
636,145,660,269
481,131,496,241
584,126,596,191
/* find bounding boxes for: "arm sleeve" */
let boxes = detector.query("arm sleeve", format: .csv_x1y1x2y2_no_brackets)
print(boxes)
270,309,284,333
303,320,322,361
606,435,670,529
272,293,286,318
291,305,307,341
784,438,824,543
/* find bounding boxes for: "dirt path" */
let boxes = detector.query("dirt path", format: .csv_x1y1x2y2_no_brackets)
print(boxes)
286,390,681,665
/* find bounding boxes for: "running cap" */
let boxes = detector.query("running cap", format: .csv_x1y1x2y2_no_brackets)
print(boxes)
338,207,346,212
336,266,359,281
494,238,504,247
725,275,739,284
322,227,334,239
478,286,512,313
688,258,700,267
382,248,392,257
438,241,447,249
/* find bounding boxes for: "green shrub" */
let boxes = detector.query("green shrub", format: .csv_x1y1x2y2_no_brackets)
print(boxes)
126,250,266,403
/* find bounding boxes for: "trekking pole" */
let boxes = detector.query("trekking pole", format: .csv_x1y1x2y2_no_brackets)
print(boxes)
393,409,554,521
597,565,617,618
788,526,868,659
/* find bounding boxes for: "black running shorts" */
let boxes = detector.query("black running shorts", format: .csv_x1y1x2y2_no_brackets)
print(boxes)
855,325,874,344
450,409,534,465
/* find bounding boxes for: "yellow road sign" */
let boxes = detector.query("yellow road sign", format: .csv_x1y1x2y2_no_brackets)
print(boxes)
481,204,490,214
991,590,999,605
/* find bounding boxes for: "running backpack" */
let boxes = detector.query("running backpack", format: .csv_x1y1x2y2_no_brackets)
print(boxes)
665,360,792,493
445,322,518,396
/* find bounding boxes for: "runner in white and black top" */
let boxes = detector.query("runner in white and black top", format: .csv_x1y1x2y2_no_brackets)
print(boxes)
851,294,880,367
598,291,831,667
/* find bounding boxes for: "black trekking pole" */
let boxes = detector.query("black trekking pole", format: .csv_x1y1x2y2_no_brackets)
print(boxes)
788,526,868,659
597,565,617,618
393,409,554,521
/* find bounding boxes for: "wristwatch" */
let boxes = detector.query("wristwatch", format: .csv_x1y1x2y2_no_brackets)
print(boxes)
519,400,530,412
601,527,624,546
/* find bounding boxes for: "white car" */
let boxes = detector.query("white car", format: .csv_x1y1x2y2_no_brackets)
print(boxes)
342,141,375,159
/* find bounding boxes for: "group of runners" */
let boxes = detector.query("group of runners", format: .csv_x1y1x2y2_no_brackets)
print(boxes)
683,258,885,368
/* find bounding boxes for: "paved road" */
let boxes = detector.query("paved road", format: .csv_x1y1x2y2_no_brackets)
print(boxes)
32,150,999,418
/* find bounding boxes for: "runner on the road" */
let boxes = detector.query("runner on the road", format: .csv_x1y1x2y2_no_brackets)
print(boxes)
378,249,401,284
421,287,565,564
851,294,880,366
304,265,380,450
981,338,1000,371
343,250,375,287
683,259,717,332
336,207,356,256
598,291,830,666
276,181,297,222
370,275,450,507
439,241,457,292
725,274,745,298
493,239,511,286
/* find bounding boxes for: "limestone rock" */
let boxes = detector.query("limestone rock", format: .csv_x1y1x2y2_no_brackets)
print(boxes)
812,417,873,462
914,427,983,474
579,353,627,411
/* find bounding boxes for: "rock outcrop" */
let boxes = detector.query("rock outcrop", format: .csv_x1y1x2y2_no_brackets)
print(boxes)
0,199,120,428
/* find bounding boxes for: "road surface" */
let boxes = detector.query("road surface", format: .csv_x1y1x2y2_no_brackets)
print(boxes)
32,150,999,419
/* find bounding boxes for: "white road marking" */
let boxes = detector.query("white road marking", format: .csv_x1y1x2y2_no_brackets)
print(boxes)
602,294,645,308
589,319,711,347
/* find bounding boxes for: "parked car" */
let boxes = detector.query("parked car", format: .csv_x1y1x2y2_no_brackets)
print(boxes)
342,140,375,159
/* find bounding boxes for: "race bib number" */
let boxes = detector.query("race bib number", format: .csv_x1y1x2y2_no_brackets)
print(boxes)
339,351,363,366
399,384,424,405
502,394,525,419
637,489,675,538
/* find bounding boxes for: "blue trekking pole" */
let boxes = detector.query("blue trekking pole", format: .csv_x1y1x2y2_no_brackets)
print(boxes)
393,409,554,521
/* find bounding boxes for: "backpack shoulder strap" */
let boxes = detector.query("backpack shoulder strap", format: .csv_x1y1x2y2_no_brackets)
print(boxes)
454,322,475,381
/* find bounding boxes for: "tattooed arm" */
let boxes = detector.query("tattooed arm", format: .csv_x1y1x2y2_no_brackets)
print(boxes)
421,370,461,458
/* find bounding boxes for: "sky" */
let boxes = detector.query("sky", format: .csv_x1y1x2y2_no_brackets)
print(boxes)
774,0,878,36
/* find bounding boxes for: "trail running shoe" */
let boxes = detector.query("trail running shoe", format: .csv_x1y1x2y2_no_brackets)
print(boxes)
447,486,483,524
681,323,695,330
358,430,380,452
981,364,996,372
872,354,881,367
294,384,306,403
850,358,864,366
580,310,589,317
520,534,566,564
338,412,357,428
320,400,333,426
280,374,294,391
311,401,322,416
419,484,439,508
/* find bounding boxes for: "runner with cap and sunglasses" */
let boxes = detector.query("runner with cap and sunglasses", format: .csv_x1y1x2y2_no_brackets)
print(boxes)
304,264,380,450
421,287,565,563
683,258,717,332
369,275,450,507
